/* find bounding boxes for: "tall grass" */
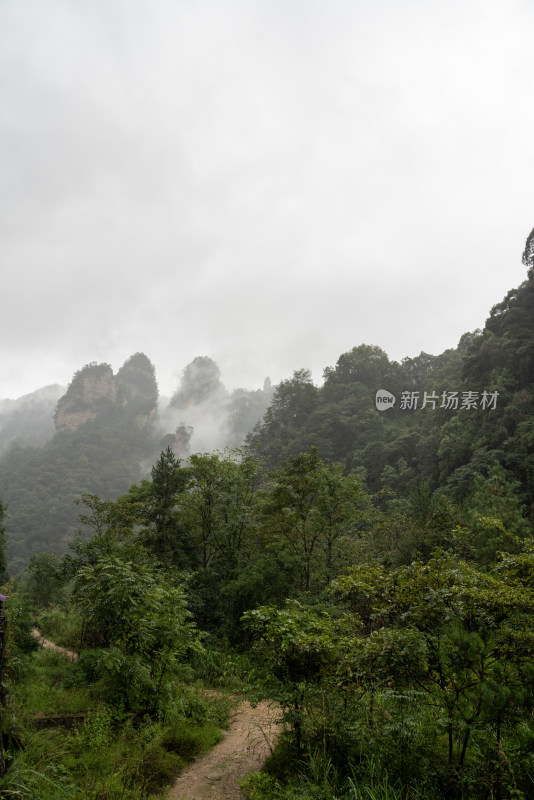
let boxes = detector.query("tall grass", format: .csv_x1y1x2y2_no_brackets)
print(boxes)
35,606,83,652
1,642,233,799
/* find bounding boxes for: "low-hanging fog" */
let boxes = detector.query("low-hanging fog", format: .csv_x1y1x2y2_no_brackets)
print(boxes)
1,0,534,402
158,356,273,456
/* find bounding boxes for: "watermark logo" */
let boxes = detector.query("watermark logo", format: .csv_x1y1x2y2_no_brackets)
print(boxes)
375,389,499,412
375,389,396,411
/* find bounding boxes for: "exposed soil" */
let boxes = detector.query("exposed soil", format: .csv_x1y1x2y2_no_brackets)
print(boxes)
31,628,79,661
30,629,282,798
166,697,282,800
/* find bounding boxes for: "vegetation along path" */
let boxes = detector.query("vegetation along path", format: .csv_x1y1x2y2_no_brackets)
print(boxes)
166,697,281,800
31,627,79,661
31,629,280,798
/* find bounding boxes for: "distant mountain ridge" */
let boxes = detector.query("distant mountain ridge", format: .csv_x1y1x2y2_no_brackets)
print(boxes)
0,353,274,571
0,384,65,457
2,258,533,573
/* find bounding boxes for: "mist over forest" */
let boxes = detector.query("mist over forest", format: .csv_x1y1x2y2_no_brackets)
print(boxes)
1,246,534,575
0,353,274,571
0,237,534,799
2,0,534,792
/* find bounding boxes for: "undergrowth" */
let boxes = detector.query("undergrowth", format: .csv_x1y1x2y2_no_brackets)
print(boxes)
1,643,232,799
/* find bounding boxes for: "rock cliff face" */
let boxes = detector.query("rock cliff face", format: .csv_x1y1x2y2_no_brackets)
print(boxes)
54,354,158,433
115,353,159,428
169,356,226,409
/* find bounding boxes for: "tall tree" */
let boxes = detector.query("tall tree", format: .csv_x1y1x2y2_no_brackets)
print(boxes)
522,226,534,269
0,500,8,584
146,447,187,567
261,448,371,591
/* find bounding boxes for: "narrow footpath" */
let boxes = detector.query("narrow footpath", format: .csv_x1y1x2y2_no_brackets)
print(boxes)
31,628,79,661
166,697,281,800
31,629,281,798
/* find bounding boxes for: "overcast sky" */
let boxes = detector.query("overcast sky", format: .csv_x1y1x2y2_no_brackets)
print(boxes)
1,0,533,400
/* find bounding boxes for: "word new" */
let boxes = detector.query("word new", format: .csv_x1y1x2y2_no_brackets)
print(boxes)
375,389,499,412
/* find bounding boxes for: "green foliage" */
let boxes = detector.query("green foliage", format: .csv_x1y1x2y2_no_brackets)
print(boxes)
243,600,337,752
245,266,534,526
3,591,38,687
34,607,83,652
2,637,230,799
240,544,534,798
4,251,534,799
0,500,7,584
190,646,257,691
22,552,66,608
144,446,187,567
178,450,263,635
72,553,201,711
259,448,373,591
248,369,320,464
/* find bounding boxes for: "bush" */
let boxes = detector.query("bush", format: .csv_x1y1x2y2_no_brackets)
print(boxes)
160,719,220,759
164,685,234,729
135,742,185,794
35,606,83,651
241,771,282,800
190,646,257,689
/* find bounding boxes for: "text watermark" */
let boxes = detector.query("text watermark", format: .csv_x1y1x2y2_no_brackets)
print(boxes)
375,389,499,412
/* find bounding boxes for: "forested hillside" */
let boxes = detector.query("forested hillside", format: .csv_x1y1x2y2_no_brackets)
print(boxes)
248,258,534,513
0,354,273,572
2,423,533,797
2,260,534,572
1,242,534,799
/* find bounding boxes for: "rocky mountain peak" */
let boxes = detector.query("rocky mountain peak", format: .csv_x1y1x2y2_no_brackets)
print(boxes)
54,355,158,432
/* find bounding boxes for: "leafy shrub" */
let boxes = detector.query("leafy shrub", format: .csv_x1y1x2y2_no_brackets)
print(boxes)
60,649,101,689
35,606,82,651
241,771,282,800
134,742,185,794
160,721,205,758
75,704,114,749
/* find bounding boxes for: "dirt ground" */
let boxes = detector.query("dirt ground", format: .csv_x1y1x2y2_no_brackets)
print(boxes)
166,697,282,800
31,629,282,799
31,628,79,661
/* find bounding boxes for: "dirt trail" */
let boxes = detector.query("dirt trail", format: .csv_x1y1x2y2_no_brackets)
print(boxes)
166,697,282,800
30,630,281,797
31,628,79,661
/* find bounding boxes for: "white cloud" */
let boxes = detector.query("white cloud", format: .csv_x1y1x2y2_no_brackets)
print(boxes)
1,0,532,399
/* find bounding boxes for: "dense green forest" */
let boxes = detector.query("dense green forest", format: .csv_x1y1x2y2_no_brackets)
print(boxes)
247,260,534,511
0,242,533,798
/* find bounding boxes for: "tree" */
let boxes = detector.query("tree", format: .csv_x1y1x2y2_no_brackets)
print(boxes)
460,465,532,566
248,370,319,465
0,501,7,585
72,554,201,712
323,344,396,398
243,600,336,753
522,227,534,269
64,493,141,579
260,448,372,591
145,447,187,567
23,553,64,608
182,451,258,575
329,551,534,798
180,450,260,632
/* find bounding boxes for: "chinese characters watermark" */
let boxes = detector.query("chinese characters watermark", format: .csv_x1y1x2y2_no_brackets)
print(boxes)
375,389,499,412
